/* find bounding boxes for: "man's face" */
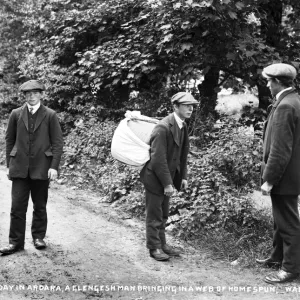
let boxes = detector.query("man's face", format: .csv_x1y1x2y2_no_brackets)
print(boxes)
24,90,43,106
175,103,194,120
266,78,282,97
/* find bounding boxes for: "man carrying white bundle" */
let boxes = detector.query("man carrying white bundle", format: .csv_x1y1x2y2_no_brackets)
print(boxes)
140,92,198,261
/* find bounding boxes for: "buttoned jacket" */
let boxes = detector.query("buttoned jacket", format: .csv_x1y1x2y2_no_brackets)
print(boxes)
262,88,300,194
140,113,189,195
5,103,63,180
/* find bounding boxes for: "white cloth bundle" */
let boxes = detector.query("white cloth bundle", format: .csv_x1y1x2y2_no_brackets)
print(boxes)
111,111,159,166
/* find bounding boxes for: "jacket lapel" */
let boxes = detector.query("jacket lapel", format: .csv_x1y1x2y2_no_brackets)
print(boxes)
34,105,47,132
273,88,295,108
21,104,29,131
263,88,296,140
263,104,274,139
169,113,180,146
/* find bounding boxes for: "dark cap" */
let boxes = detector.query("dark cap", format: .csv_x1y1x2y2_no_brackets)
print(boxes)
19,80,45,92
262,63,297,80
171,92,199,105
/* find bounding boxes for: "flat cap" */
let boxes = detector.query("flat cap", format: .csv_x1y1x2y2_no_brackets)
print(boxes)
19,80,45,92
262,63,297,80
171,92,198,105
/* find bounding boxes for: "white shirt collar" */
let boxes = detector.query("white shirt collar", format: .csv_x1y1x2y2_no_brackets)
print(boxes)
174,112,184,129
27,102,41,114
276,87,293,100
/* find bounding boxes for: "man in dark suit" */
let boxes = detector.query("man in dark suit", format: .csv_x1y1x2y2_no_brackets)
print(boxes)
140,92,198,261
0,80,63,255
256,63,300,283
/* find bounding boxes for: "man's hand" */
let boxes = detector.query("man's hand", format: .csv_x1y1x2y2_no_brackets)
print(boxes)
261,181,273,195
164,184,174,197
48,168,58,181
181,179,188,190
6,168,11,180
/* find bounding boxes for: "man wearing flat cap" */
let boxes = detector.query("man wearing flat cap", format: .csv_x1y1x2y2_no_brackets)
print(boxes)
0,79,63,255
140,91,198,261
256,63,300,283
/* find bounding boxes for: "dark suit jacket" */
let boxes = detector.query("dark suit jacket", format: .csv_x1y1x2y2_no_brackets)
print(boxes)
140,113,189,195
5,103,63,180
262,88,300,195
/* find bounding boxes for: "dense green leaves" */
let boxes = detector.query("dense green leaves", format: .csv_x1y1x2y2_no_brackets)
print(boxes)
1,0,300,115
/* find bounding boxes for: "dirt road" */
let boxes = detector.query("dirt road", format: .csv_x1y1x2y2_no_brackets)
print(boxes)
0,166,299,300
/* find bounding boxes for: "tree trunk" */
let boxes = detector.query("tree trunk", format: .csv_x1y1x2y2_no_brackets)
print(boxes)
197,66,220,115
256,0,283,108
260,0,283,48
257,82,272,109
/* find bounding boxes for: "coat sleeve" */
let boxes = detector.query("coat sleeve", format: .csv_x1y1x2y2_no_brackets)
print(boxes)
149,124,173,188
181,126,189,180
5,110,17,168
181,158,188,181
49,112,63,170
263,103,295,185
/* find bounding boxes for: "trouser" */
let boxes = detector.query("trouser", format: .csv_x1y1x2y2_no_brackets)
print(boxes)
145,188,170,249
9,177,49,247
270,193,300,273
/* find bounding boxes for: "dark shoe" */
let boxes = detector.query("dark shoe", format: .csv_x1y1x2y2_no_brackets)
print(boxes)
162,244,181,256
33,239,46,249
256,257,281,268
149,249,169,261
264,270,299,284
0,244,24,255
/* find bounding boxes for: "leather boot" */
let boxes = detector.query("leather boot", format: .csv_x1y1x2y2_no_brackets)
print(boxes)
162,244,181,256
149,249,169,261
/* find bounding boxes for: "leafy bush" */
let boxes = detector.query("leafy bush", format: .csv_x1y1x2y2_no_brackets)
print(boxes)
209,119,262,189
169,115,263,230
0,83,22,118
60,115,117,188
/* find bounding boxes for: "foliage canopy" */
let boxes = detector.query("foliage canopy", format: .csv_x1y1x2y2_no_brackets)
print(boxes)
1,0,300,114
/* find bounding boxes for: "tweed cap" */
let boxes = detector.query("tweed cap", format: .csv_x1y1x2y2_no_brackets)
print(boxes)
19,80,45,92
262,63,297,80
171,92,198,105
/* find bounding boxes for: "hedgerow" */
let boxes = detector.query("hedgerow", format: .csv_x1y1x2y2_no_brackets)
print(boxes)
53,108,272,263
0,106,272,263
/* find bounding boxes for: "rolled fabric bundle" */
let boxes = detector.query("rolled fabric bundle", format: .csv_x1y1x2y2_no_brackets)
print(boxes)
125,110,158,144
128,118,158,144
111,111,159,166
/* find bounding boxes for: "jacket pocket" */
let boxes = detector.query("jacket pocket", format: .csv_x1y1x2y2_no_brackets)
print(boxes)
45,151,53,157
10,148,17,157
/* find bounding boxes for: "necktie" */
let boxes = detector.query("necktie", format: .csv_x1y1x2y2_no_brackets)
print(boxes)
29,107,34,115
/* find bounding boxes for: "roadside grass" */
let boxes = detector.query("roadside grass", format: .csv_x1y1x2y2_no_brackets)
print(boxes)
193,212,273,267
